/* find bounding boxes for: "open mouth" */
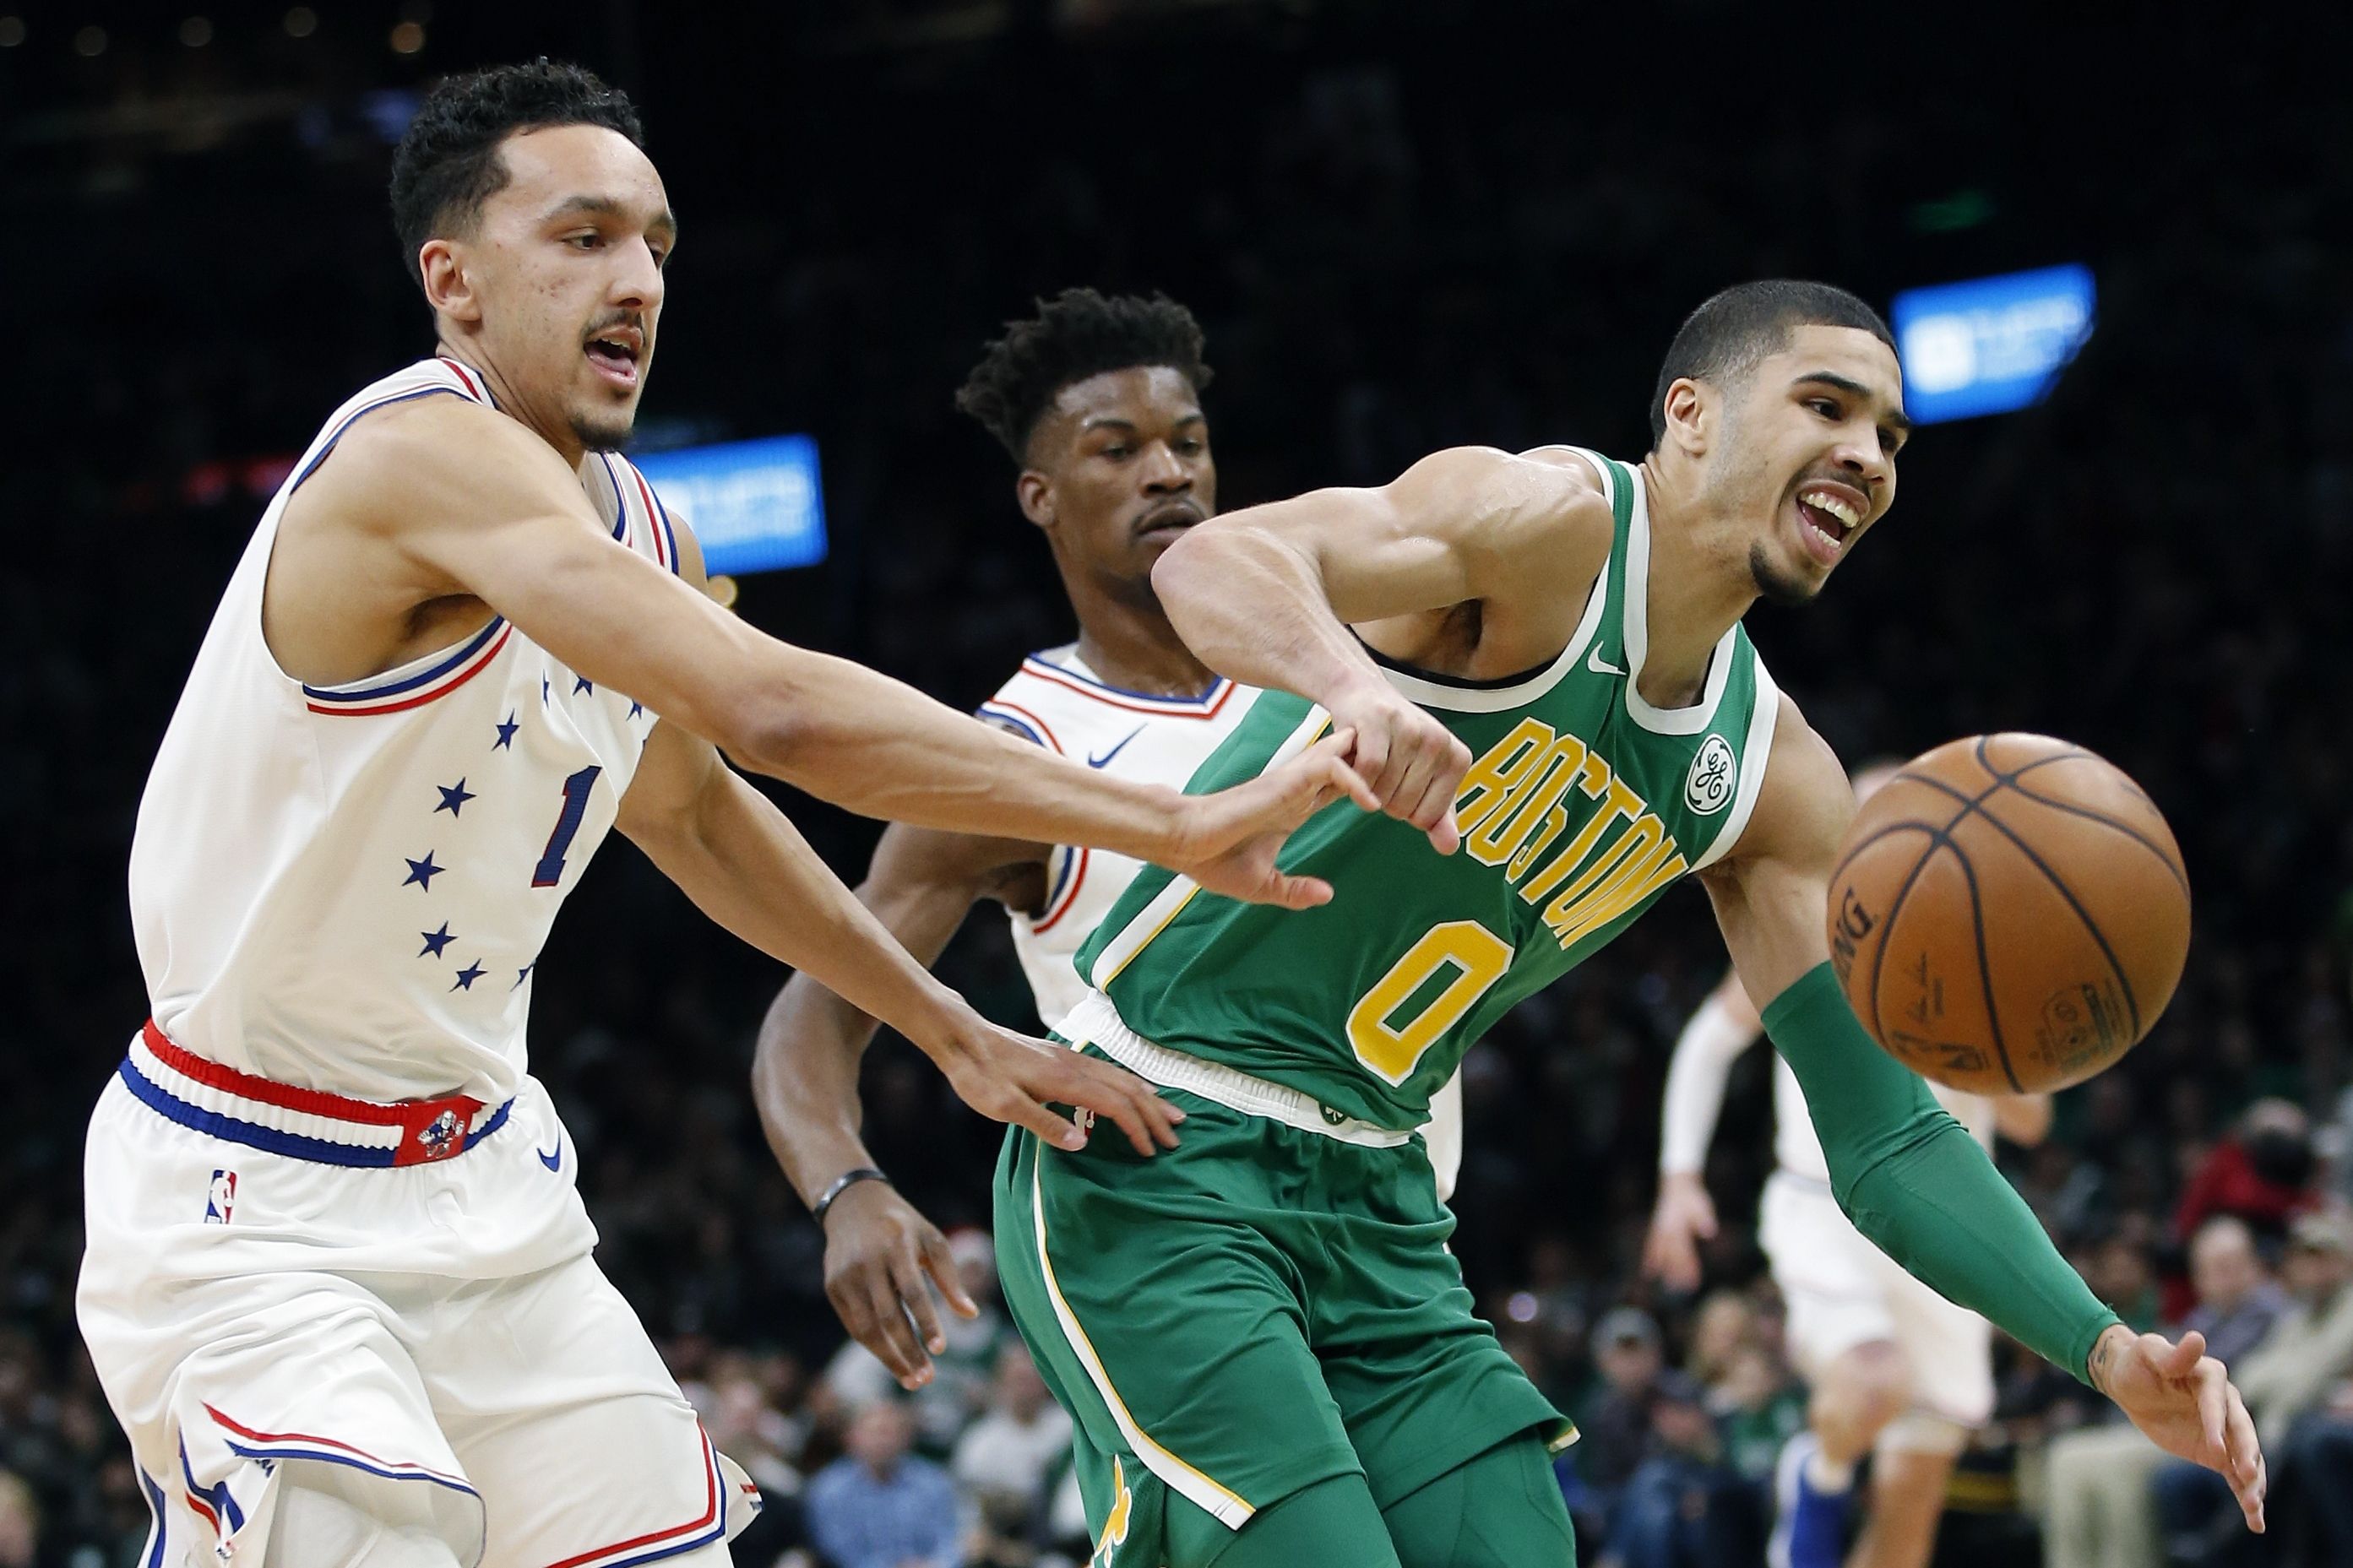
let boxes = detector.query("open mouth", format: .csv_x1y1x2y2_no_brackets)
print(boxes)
1793,483,1862,565
584,326,643,389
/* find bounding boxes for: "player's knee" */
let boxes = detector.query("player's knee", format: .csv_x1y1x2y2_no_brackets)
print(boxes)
1815,1341,1911,1431
264,1478,465,1568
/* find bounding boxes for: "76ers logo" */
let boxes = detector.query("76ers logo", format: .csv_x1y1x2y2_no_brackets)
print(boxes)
204,1169,236,1224
1685,735,1736,816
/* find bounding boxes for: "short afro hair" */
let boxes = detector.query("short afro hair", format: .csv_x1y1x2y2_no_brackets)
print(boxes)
1650,280,1897,446
955,289,1213,463
389,59,644,290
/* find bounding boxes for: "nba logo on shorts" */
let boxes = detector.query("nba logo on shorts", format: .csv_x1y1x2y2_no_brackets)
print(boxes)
204,1169,236,1224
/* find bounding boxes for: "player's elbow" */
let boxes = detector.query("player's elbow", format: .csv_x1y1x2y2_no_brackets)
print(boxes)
707,683,819,780
1150,524,1227,617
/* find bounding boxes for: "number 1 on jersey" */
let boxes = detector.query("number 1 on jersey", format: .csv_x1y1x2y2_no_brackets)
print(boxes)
532,765,602,887
1345,920,1514,1085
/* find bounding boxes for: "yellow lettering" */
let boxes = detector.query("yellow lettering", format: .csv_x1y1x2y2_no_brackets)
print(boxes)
1465,733,1589,868
1549,835,1689,947
1519,768,1639,906
1452,719,1553,841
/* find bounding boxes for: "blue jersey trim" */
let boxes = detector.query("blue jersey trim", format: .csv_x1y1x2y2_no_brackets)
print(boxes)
301,615,507,703
976,705,1047,749
118,1059,512,1167
1023,655,1226,707
596,453,633,543
139,1470,168,1568
289,387,469,494
220,1438,483,1500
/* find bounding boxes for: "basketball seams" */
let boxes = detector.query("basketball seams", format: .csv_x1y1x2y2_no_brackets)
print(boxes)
1947,840,2027,1095
1898,765,2144,1044
1859,824,1947,1057
1999,779,2190,896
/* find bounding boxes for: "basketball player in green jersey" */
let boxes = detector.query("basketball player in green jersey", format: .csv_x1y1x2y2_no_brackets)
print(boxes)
996,281,2267,1567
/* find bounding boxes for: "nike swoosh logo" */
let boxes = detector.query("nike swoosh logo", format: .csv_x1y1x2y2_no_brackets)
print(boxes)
1088,726,1145,768
536,1142,562,1172
1587,646,1625,677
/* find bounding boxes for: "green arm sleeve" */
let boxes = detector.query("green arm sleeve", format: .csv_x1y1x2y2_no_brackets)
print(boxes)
1763,963,2122,1384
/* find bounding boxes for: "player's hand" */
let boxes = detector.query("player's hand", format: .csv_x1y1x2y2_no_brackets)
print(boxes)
1326,677,1472,854
1167,730,1381,907
819,1179,975,1392
1641,1172,1719,1292
929,1013,1185,1158
2092,1324,2267,1533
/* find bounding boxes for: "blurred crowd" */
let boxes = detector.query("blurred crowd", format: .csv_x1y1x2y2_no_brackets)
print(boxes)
8,3,2353,1565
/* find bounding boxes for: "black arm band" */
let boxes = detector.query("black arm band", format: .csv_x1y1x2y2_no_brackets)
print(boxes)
811,1166,891,1228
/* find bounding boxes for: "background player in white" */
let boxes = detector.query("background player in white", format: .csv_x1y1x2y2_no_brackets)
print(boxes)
78,65,1378,1568
1643,760,2053,1568
752,289,1475,1392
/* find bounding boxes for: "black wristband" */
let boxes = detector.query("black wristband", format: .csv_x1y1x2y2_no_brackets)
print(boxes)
811,1167,890,1229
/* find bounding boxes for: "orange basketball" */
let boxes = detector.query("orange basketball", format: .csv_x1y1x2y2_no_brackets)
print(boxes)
1825,735,2191,1095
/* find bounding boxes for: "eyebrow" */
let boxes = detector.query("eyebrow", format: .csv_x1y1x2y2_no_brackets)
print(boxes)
1079,413,1205,433
1793,372,1912,433
543,193,679,240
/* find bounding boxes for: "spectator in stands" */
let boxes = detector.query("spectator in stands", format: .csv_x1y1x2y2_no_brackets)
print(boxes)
0,1471,35,1568
2154,1206,2353,1564
1602,1369,1760,1568
805,1399,965,1568
2176,1100,2321,1254
2042,1215,2286,1568
951,1343,1073,1562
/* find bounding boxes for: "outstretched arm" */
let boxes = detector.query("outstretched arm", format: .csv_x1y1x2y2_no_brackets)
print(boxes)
302,394,1363,901
1150,445,1616,851
1643,969,1763,1289
1701,697,2265,1532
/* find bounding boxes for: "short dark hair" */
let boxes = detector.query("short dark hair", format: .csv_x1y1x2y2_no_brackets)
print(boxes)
955,289,1214,463
389,60,644,290
1650,280,1897,445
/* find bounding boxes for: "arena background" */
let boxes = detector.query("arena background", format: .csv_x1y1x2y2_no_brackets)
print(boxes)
8,3,2350,1564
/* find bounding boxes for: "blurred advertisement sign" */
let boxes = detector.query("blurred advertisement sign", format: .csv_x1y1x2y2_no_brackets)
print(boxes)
1891,264,2095,423
635,435,828,574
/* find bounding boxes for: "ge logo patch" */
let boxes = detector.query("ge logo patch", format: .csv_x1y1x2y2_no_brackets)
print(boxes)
1686,735,1736,816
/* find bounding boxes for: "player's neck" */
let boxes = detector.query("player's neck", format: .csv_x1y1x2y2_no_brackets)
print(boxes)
1635,457,1760,708
433,342,587,469
1068,597,1220,700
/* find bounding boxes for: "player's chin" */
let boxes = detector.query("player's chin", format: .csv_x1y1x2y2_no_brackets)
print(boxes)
1747,541,1831,608
570,403,639,455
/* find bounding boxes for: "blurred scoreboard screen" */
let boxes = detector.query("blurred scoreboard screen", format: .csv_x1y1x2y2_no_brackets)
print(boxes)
634,434,828,575
1891,264,2096,424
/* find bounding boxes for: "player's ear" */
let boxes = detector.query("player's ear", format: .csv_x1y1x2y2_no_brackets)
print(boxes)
1016,471,1055,531
419,238,482,325
1660,377,1710,458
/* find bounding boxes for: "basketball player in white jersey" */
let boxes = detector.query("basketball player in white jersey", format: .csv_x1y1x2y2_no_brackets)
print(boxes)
1643,761,2052,1568
78,66,1380,1568
753,290,1467,1390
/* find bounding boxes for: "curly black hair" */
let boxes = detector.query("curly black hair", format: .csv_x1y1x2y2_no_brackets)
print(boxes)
389,60,644,290
954,289,1214,464
1650,279,1896,446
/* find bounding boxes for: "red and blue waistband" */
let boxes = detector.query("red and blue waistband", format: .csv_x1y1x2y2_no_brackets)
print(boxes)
119,1020,511,1168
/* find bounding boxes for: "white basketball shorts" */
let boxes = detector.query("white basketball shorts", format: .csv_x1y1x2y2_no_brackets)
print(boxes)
1758,1169,1996,1435
78,1027,760,1565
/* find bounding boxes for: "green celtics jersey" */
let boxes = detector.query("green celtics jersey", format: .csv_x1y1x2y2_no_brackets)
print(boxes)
1072,449,1782,1130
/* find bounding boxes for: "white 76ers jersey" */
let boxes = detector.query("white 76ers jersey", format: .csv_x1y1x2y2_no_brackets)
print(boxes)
976,648,1256,1030
128,357,681,1105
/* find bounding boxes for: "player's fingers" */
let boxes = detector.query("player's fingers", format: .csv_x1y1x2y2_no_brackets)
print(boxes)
1263,871,1336,910
2193,1355,2229,1458
862,1269,932,1388
1318,734,1383,814
1348,723,1392,795
1002,1093,1088,1152
888,1247,948,1359
2220,1379,2264,1528
1693,1195,1720,1240
918,1227,981,1321
2167,1329,2208,1380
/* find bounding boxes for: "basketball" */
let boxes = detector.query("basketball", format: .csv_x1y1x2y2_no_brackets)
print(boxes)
1825,735,2191,1095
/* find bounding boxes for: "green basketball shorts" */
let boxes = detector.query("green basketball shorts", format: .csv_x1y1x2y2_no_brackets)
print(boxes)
992,1050,1569,1566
